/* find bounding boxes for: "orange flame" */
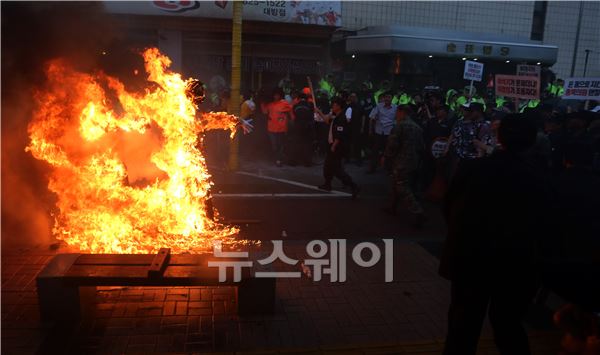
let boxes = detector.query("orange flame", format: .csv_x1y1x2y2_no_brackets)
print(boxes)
26,48,242,254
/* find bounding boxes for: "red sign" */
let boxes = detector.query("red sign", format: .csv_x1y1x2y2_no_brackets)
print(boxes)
495,75,540,100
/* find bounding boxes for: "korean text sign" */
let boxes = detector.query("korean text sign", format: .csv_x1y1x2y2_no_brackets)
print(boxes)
562,78,600,100
463,60,484,82
516,64,540,77
495,75,540,100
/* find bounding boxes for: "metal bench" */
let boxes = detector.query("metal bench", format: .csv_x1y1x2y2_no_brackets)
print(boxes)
36,248,275,323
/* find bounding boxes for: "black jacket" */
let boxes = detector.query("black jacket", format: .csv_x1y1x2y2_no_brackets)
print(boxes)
439,150,555,282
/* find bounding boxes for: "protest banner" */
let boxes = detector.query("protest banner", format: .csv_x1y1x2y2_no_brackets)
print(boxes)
516,64,540,78
463,60,484,82
463,60,484,100
495,75,540,100
562,78,600,100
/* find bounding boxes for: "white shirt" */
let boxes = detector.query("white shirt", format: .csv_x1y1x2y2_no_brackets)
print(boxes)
369,103,397,135
345,107,352,122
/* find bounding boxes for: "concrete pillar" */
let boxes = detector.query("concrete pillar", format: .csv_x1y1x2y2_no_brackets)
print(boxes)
158,29,182,72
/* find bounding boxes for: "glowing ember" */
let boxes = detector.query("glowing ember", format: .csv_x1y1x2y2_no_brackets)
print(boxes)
26,48,243,254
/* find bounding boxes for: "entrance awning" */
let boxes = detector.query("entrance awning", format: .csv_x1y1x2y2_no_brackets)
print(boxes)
345,26,558,65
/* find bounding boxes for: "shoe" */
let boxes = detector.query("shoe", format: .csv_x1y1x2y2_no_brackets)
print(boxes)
351,184,361,199
318,184,332,192
412,213,427,228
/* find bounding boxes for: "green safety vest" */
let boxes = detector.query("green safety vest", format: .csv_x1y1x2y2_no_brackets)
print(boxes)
373,89,385,104
446,89,458,106
519,99,540,113
472,97,487,111
319,79,335,98
495,97,506,108
455,95,468,108
392,93,414,105
548,83,565,97
528,99,540,108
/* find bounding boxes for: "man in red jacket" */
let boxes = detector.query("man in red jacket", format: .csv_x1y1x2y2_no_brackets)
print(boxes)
264,88,292,166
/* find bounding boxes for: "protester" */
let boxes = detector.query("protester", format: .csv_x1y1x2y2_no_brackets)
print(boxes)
368,91,397,173
240,91,256,121
383,104,426,227
440,115,554,355
473,114,502,156
346,92,366,165
447,102,491,176
315,90,332,157
422,105,455,190
316,97,360,198
239,91,257,159
288,93,315,166
264,87,292,167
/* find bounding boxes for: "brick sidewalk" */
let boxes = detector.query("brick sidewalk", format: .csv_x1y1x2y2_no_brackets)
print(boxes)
1,241,560,354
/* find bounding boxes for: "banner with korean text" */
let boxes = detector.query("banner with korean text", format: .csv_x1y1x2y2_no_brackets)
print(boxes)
562,78,600,100
463,60,484,82
495,74,540,100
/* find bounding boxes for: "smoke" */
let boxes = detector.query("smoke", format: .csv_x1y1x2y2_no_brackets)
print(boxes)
1,2,148,248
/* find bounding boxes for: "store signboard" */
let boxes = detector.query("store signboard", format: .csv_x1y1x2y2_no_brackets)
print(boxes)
103,1,342,26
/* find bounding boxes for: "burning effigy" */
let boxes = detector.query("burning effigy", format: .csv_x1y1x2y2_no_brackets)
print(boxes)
26,48,243,254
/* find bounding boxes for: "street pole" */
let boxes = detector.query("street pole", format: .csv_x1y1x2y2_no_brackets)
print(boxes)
583,49,591,76
570,1,584,77
228,0,242,171
468,80,474,102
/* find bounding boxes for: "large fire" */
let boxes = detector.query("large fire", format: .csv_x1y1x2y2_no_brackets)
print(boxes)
26,48,242,254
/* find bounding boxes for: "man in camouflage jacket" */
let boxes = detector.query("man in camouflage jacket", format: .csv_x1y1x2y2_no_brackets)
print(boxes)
384,104,426,227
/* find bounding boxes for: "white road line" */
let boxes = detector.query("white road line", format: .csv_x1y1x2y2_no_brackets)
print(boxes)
235,171,351,196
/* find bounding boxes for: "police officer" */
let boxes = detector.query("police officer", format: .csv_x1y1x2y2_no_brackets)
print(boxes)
384,104,426,227
316,97,360,198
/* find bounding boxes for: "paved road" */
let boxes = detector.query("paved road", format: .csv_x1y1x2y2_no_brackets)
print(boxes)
209,159,447,255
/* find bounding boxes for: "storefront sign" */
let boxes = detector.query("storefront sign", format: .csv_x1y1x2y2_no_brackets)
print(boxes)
463,60,484,82
104,1,342,26
562,78,600,100
446,42,510,57
495,74,540,100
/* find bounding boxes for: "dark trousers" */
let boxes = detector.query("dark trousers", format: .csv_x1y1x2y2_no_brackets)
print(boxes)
369,133,389,171
443,277,537,355
350,131,365,164
323,147,355,187
268,132,286,162
390,169,423,214
288,134,313,166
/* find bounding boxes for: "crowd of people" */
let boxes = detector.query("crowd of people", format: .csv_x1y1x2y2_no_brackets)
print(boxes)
218,79,599,226
207,79,600,354
189,75,600,353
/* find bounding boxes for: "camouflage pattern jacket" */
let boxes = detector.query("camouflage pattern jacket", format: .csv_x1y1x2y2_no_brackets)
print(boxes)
385,116,424,173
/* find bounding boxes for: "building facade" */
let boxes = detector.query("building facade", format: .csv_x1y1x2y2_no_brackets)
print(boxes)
103,1,598,94
342,1,599,79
